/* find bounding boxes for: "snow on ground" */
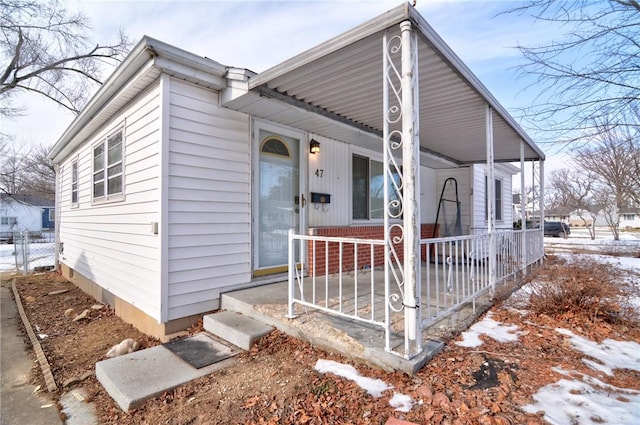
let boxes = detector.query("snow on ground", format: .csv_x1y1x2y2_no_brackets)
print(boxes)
455,311,523,347
451,251,640,424
314,359,391,398
314,359,417,412
522,371,640,425
555,328,640,376
0,243,55,272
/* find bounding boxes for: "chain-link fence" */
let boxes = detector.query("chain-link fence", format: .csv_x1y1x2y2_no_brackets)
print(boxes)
0,230,56,275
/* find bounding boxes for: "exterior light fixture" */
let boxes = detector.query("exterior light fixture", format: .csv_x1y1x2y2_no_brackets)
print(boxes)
310,139,320,154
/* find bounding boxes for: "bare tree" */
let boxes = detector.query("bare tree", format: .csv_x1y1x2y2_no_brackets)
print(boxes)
0,143,29,194
22,144,55,200
504,0,640,144
0,142,55,201
546,168,600,239
573,124,639,239
1,0,130,117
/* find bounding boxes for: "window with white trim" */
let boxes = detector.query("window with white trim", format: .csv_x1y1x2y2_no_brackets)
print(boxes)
71,160,78,206
352,154,401,220
48,209,55,221
92,129,123,201
1,216,17,226
485,176,503,221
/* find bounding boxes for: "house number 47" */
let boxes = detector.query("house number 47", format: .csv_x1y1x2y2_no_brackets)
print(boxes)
315,169,324,178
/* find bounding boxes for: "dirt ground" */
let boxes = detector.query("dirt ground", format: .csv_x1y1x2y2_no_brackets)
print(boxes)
9,255,640,425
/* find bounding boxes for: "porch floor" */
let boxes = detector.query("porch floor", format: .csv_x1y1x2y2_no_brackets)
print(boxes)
219,267,497,374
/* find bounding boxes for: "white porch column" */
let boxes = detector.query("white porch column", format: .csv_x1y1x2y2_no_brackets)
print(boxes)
539,160,545,264
400,21,421,355
485,105,496,293
520,141,527,270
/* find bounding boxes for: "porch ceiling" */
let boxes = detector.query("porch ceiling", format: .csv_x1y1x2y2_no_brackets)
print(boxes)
224,3,544,164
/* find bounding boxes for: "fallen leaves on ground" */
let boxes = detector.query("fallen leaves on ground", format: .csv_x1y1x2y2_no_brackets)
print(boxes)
10,255,640,424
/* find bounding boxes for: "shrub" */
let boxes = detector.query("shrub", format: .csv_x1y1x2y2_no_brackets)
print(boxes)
527,258,627,324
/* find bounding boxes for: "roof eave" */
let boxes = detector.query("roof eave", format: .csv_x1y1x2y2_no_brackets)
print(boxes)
248,3,410,90
48,36,228,163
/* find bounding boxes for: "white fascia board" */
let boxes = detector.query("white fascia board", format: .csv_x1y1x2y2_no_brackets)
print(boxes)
407,7,545,161
153,56,226,89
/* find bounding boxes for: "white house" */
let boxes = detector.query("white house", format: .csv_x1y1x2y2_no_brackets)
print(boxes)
48,3,544,342
0,194,54,236
620,209,640,229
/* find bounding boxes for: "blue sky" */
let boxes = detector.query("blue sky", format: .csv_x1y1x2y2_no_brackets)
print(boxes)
2,0,566,171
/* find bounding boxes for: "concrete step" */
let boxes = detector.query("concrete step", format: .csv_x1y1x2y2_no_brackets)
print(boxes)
203,311,273,350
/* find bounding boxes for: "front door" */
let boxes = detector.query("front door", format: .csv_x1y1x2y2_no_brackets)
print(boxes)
253,124,304,275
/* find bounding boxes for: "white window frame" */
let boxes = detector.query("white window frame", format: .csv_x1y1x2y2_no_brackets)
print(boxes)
71,159,79,207
92,127,125,203
48,209,55,221
351,148,401,222
1,216,17,226
485,176,504,222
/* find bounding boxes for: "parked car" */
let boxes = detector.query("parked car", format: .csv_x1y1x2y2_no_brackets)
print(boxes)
543,221,570,237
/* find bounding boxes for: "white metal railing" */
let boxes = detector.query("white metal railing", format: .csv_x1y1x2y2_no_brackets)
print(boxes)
288,231,388,328
287,228,544,357
421,229,543,325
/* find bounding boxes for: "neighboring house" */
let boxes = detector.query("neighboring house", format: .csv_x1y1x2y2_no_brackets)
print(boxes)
546,208,572,224
48,3,545,342
0,194,54,235
619,209,640,229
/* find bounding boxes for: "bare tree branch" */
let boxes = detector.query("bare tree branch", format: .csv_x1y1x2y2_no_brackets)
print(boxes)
503,0,640,145
0,0,131,118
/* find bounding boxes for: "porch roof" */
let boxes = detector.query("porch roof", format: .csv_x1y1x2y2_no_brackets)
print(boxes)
223,2,544,166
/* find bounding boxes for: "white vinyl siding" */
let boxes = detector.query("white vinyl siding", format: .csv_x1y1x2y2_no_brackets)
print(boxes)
166,78,251,321
58,82,163,320
307,135,350,227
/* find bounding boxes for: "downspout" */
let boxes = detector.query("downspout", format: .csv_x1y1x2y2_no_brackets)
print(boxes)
485,105,496,295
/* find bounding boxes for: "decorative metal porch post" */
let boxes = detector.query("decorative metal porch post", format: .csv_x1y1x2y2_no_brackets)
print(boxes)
382,21,421,358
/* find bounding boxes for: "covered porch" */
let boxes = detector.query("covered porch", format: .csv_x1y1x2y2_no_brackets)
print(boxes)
222,3,545,365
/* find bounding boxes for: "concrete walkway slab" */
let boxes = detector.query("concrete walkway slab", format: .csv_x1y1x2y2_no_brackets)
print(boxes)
96,336,235,412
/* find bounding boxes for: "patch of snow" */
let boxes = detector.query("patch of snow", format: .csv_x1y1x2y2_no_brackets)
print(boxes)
314,359,391,398
0,242,55,272
455,312,523,347
556,328,640,376
522,377,640,425
388,392,413,412
561,253,640,273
